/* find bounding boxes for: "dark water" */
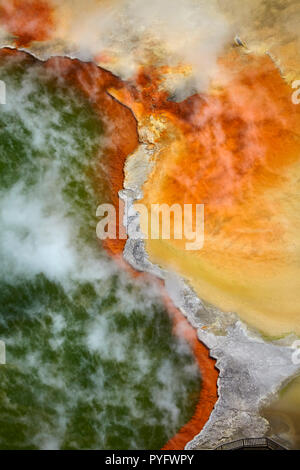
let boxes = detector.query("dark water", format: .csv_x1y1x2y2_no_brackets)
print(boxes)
0,55,200,449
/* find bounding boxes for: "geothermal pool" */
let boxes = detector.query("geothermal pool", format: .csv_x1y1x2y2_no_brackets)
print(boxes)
0,52,200,450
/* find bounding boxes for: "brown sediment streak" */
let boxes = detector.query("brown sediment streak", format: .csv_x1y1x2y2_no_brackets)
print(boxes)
0,0,55,47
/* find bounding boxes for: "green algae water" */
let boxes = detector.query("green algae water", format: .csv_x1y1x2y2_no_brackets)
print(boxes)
0,53,200,450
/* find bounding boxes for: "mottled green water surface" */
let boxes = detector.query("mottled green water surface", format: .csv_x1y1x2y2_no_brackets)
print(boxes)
0,54,200,450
